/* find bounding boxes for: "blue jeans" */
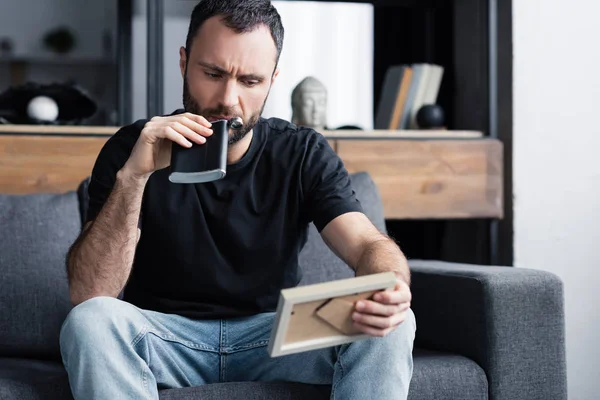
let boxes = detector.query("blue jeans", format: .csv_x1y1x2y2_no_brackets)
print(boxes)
60,297,416,399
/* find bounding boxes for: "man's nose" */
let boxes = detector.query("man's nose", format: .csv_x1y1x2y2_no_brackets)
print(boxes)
219,80,238,109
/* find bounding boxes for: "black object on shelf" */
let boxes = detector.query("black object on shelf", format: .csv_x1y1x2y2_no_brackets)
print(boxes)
416,104,445,128
43,26,76,54
335,125,362,130
0,82,97,125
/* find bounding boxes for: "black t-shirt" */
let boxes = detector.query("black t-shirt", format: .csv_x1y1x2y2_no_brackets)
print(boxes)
86,112,363,320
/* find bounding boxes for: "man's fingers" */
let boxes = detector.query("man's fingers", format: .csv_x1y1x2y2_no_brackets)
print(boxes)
165,126,193,148
182,112,213,128
352,310,405,330
171,122,207,145
353,321,394,337
373,285,411,305
355,299,398,316
178,115,213,136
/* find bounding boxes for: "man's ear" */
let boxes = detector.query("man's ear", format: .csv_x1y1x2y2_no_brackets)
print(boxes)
271,67,280,84
179,46,187,79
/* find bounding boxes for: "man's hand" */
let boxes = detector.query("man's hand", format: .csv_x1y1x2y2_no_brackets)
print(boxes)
318,212,412,336
352,277,412,337
122,112,213,180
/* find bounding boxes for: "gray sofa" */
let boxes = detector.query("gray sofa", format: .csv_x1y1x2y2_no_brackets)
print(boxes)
0,172,567,400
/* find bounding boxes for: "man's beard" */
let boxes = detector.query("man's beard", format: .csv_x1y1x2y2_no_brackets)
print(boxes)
183,75,267,145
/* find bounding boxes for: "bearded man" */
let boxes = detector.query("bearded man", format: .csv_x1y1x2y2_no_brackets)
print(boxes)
60,1,416,399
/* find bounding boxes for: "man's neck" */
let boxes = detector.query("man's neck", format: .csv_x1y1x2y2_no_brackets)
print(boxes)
227,129,254,164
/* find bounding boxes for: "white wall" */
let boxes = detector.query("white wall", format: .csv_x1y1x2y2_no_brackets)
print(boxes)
131,1,374,129
264,1,373,130
513,1,600,398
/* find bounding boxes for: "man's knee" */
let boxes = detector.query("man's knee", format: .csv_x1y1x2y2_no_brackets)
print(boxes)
364,308,417,354
397,308,416,338
343,308,416,357
59,296,141,354
386,308,416,348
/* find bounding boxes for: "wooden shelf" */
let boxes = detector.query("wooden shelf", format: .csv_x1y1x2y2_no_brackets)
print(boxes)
0,124,117,136
328,138,503,219
320,129,483,139
0,127,502,220
0,125,483,139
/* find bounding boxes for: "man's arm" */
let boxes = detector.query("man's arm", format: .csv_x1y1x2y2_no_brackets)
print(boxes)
67,112,212,306
320,211,412,336
320,211,410,283
66,169,146,306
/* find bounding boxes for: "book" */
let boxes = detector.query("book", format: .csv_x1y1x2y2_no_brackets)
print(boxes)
374,65,407,129
408,64,432,129
422,64,444,107
399,63,424,130
389,66,413,129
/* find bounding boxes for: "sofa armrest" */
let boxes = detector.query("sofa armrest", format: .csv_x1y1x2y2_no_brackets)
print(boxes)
408,260,567,400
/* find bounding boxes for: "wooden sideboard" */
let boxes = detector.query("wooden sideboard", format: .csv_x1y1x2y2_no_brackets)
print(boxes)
0,125,503,220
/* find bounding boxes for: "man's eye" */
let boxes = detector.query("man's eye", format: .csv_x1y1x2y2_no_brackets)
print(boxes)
205,72,222,79
245,80,259,87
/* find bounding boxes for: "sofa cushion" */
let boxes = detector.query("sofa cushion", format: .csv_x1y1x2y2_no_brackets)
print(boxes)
0,358,73,400
298,172,387,285
408,349,488,400
159,382,330,400
155,349,487,400
0,192,79,360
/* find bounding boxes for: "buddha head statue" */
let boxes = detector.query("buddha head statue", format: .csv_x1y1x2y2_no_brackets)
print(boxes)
291,76,327,130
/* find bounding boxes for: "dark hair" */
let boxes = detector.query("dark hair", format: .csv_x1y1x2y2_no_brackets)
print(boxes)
185,0,284,66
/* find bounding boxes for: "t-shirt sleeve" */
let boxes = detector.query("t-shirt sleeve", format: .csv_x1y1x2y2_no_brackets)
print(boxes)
85,125,139,225
301,131,363,232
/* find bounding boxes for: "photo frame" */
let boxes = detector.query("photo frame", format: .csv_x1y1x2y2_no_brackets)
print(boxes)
268,272,397,357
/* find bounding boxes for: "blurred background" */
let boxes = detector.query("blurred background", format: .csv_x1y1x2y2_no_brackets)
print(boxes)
0,0,119,125
0,0,375,128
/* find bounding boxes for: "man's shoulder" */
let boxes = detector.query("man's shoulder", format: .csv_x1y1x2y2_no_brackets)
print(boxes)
114,109,184,141
102,118,148,153
92,118,147,172
257,117,339,174
112,118,147,143
260,116,323,147
111,108,186,146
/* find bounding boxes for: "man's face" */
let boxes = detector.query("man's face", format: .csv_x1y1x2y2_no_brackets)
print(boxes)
180,16,279,145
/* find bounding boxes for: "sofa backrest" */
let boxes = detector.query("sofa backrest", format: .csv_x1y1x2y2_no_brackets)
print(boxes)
0,191,81,360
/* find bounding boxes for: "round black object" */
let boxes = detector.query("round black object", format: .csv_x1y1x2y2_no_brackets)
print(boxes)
43,27,76,54
335,125,362,130
416,104,445,129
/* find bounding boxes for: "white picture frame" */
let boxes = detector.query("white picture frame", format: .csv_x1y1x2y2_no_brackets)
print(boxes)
267,272,397,357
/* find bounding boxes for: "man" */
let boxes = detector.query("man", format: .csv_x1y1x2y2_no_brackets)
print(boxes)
60,1,416,399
